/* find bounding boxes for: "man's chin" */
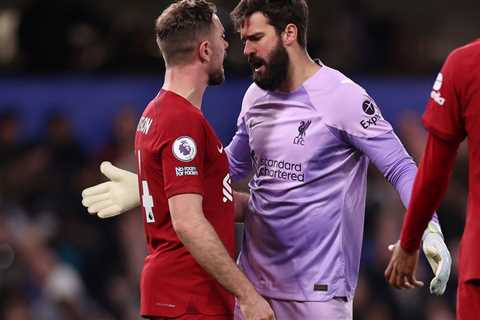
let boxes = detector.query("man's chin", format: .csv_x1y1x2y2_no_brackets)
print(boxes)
253,78,277,91
208,73,225,86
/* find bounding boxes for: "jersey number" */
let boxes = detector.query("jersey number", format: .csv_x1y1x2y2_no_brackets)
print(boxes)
138,150,155,224
141,180,155,223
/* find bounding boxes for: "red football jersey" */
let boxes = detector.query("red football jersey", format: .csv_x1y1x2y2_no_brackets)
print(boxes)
423,39,480,281
134,90,235,317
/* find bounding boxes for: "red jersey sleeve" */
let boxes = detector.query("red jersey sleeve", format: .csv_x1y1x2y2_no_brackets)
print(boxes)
422,51,467,142
161,112,207,199
400,133,459,252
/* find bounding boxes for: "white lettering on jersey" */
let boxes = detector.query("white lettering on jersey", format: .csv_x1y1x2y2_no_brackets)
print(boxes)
142,180,155,223
137,116,153,134
222,173,233,203
430,73,446,106
175,166,198,176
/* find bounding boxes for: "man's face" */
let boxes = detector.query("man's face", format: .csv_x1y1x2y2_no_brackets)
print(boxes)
240,12,289,91
207,14,229,86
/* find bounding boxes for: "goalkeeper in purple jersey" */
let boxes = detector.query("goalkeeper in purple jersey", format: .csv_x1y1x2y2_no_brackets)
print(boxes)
82,1,452,319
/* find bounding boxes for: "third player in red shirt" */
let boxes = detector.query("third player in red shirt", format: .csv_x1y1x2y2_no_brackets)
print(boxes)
386,39,480,320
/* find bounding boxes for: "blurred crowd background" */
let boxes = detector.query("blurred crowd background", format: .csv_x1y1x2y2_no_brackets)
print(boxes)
0,0,477,319
0,0,479,75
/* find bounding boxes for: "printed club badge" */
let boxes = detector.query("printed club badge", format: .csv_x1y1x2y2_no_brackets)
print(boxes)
172,136,197,162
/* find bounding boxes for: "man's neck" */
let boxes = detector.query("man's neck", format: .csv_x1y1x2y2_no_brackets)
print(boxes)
162,64,207,109
278,50,321,93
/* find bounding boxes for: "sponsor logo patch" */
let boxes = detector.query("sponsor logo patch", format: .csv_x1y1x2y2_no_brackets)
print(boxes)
360,100,383,129
252,152,305,182
172,136,197,162
175,166,198,176
362,100,376,116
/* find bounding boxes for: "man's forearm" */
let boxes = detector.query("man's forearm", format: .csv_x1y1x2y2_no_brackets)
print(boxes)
175,214,256,300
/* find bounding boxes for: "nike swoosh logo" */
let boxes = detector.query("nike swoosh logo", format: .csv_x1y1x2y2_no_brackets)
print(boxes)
217,145,224,154
249,120,264,129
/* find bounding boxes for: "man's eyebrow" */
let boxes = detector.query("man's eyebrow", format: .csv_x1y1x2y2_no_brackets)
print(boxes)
240,32,264,41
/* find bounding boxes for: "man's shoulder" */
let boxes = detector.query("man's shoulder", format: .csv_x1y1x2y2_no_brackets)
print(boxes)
305,66,367,104
312,68,370,120
149,92,203,123
137,93,205,144
310,67,392,138
450,39,480,59
443,39,480,74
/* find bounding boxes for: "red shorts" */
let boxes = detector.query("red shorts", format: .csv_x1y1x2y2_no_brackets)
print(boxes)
149,315,231,320
457,279,480,320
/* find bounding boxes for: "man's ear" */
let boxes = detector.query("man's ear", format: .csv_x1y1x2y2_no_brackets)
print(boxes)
198,40,211,63
282,23,298,46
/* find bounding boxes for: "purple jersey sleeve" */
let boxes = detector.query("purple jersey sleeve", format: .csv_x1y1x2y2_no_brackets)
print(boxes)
324,80,439,222
348,131,416,206
346,130,439,224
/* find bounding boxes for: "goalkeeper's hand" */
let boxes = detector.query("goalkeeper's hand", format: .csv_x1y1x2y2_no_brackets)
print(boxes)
422,221,452,295
82,161,141,218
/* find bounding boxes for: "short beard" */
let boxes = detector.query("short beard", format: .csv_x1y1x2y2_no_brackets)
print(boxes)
208,67,225,86
252,39,289,91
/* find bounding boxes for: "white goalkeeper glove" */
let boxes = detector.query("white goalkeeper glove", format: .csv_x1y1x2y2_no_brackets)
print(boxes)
81,161,141,218
422,221,452,295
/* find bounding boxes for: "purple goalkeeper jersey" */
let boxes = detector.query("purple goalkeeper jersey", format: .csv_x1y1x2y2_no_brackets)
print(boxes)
225,65,422,301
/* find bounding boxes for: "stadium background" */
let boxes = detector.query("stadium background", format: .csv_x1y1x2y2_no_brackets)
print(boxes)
0,0,477,319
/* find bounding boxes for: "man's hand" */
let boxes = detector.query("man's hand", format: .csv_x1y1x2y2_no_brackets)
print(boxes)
81,162,141,218
385,242,424,290
238,293,275,320
422,222,452,295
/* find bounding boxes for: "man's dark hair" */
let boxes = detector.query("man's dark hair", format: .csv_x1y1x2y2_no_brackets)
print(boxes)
155,0,217,66
231,0,308,48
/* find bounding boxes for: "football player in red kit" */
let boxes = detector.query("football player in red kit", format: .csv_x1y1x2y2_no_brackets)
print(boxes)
83,1,274,320
385,39,480,319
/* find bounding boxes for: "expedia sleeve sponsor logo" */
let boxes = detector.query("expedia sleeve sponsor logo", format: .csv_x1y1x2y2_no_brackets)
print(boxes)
256,158,304,182
360,113,383,129
360,100,383,129
362,101,376,115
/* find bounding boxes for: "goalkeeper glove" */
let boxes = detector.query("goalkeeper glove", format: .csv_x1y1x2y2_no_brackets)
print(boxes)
422,221,452,295
81,161,141,218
